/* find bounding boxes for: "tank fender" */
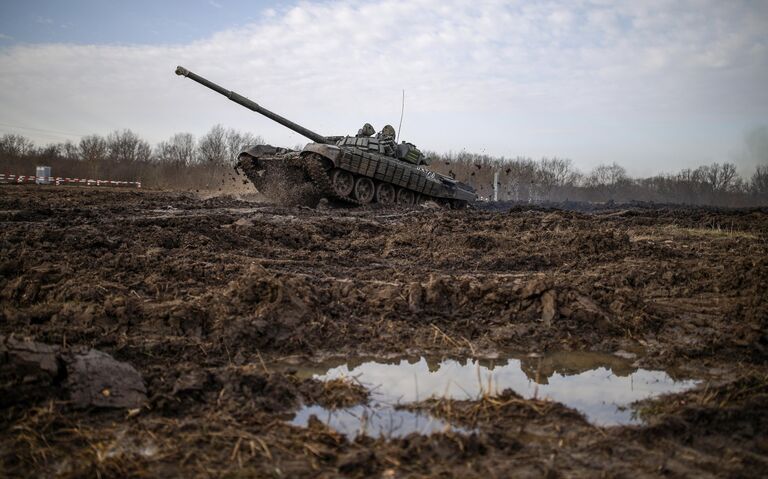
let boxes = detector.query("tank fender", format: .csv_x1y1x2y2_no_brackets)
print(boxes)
302,143,342,166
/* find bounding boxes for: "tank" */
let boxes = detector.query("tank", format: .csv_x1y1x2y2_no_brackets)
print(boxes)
175,66,476,207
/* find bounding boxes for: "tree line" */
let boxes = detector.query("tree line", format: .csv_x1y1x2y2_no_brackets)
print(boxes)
0,125,262,190
427,151,768,207
1,126,767,206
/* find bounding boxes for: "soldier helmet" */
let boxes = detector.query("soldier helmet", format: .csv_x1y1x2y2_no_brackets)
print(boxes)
358,123,375,137
381,124,396,139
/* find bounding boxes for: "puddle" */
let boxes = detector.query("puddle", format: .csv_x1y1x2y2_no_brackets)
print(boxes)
292,404,464,439
289,352,700,438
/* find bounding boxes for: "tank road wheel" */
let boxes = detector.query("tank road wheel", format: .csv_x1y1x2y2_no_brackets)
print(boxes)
396,188,416,206
331,169,354,197
375,182,396,205
353,177,375,204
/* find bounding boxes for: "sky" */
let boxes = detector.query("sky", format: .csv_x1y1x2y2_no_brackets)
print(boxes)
0,0,767,177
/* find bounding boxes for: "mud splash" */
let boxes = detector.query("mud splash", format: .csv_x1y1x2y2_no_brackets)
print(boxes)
290,351,699,437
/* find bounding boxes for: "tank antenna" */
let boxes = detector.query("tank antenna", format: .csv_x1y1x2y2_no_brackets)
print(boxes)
396,89,405,143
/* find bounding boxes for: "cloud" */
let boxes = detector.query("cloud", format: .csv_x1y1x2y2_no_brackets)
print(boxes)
209,1,223,8
0,33,13,40
1,0,766,174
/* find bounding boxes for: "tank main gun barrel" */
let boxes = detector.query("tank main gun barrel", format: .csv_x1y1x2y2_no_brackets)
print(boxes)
174,66,331,145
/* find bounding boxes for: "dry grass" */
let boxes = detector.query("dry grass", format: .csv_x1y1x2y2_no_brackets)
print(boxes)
630,223,760,242
677,225,759,240
634,372,768,422
1,402,343,478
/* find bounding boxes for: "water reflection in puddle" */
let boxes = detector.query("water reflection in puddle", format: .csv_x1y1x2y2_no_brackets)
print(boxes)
292,404,464,439
289,352,699,438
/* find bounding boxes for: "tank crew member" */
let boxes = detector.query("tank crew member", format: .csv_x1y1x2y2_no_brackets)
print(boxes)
377,124,397,156
356,123,375,137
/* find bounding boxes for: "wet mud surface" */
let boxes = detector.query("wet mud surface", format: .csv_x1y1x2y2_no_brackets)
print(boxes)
1,185,767,477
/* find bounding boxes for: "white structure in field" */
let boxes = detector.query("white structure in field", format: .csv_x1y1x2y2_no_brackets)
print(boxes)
35,166,51,185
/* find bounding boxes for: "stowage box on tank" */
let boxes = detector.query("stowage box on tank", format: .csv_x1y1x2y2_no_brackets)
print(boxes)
175,66,476,207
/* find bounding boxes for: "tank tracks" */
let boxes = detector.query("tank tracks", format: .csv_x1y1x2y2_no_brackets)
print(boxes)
304,153,363,206
238,151,466,208
303,152,465,207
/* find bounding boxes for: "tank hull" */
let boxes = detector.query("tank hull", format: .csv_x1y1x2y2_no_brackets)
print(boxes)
237,142,475,207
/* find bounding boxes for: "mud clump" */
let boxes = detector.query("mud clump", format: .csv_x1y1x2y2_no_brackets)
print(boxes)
0,185,767,477
66,349,147,409
1,335,146,409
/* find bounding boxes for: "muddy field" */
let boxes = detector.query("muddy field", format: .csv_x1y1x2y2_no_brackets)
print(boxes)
1,185,767,477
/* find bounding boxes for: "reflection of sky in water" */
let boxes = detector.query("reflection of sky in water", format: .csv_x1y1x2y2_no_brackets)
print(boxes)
290,355,700,438
291,404,459,439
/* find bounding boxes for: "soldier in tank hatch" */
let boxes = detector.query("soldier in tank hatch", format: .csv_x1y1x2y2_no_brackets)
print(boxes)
356,123,375,137
377,124,397,156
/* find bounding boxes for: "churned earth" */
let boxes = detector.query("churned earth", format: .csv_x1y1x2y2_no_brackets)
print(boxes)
1,185,767,477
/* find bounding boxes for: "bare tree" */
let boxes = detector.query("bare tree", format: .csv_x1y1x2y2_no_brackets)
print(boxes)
156,133,196,167
35,144,62,160
503,158,538,202
225,128,263,162
539,157,577,187
198,124,229,166
61,140,79,161
107,129,151,165
588,163,627,188
536,157,578,199
79,135,108,177
0,134,35,158
752,165,768,198
697,162,737,193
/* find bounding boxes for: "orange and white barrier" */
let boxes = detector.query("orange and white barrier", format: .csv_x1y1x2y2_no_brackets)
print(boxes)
0,174,141,188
